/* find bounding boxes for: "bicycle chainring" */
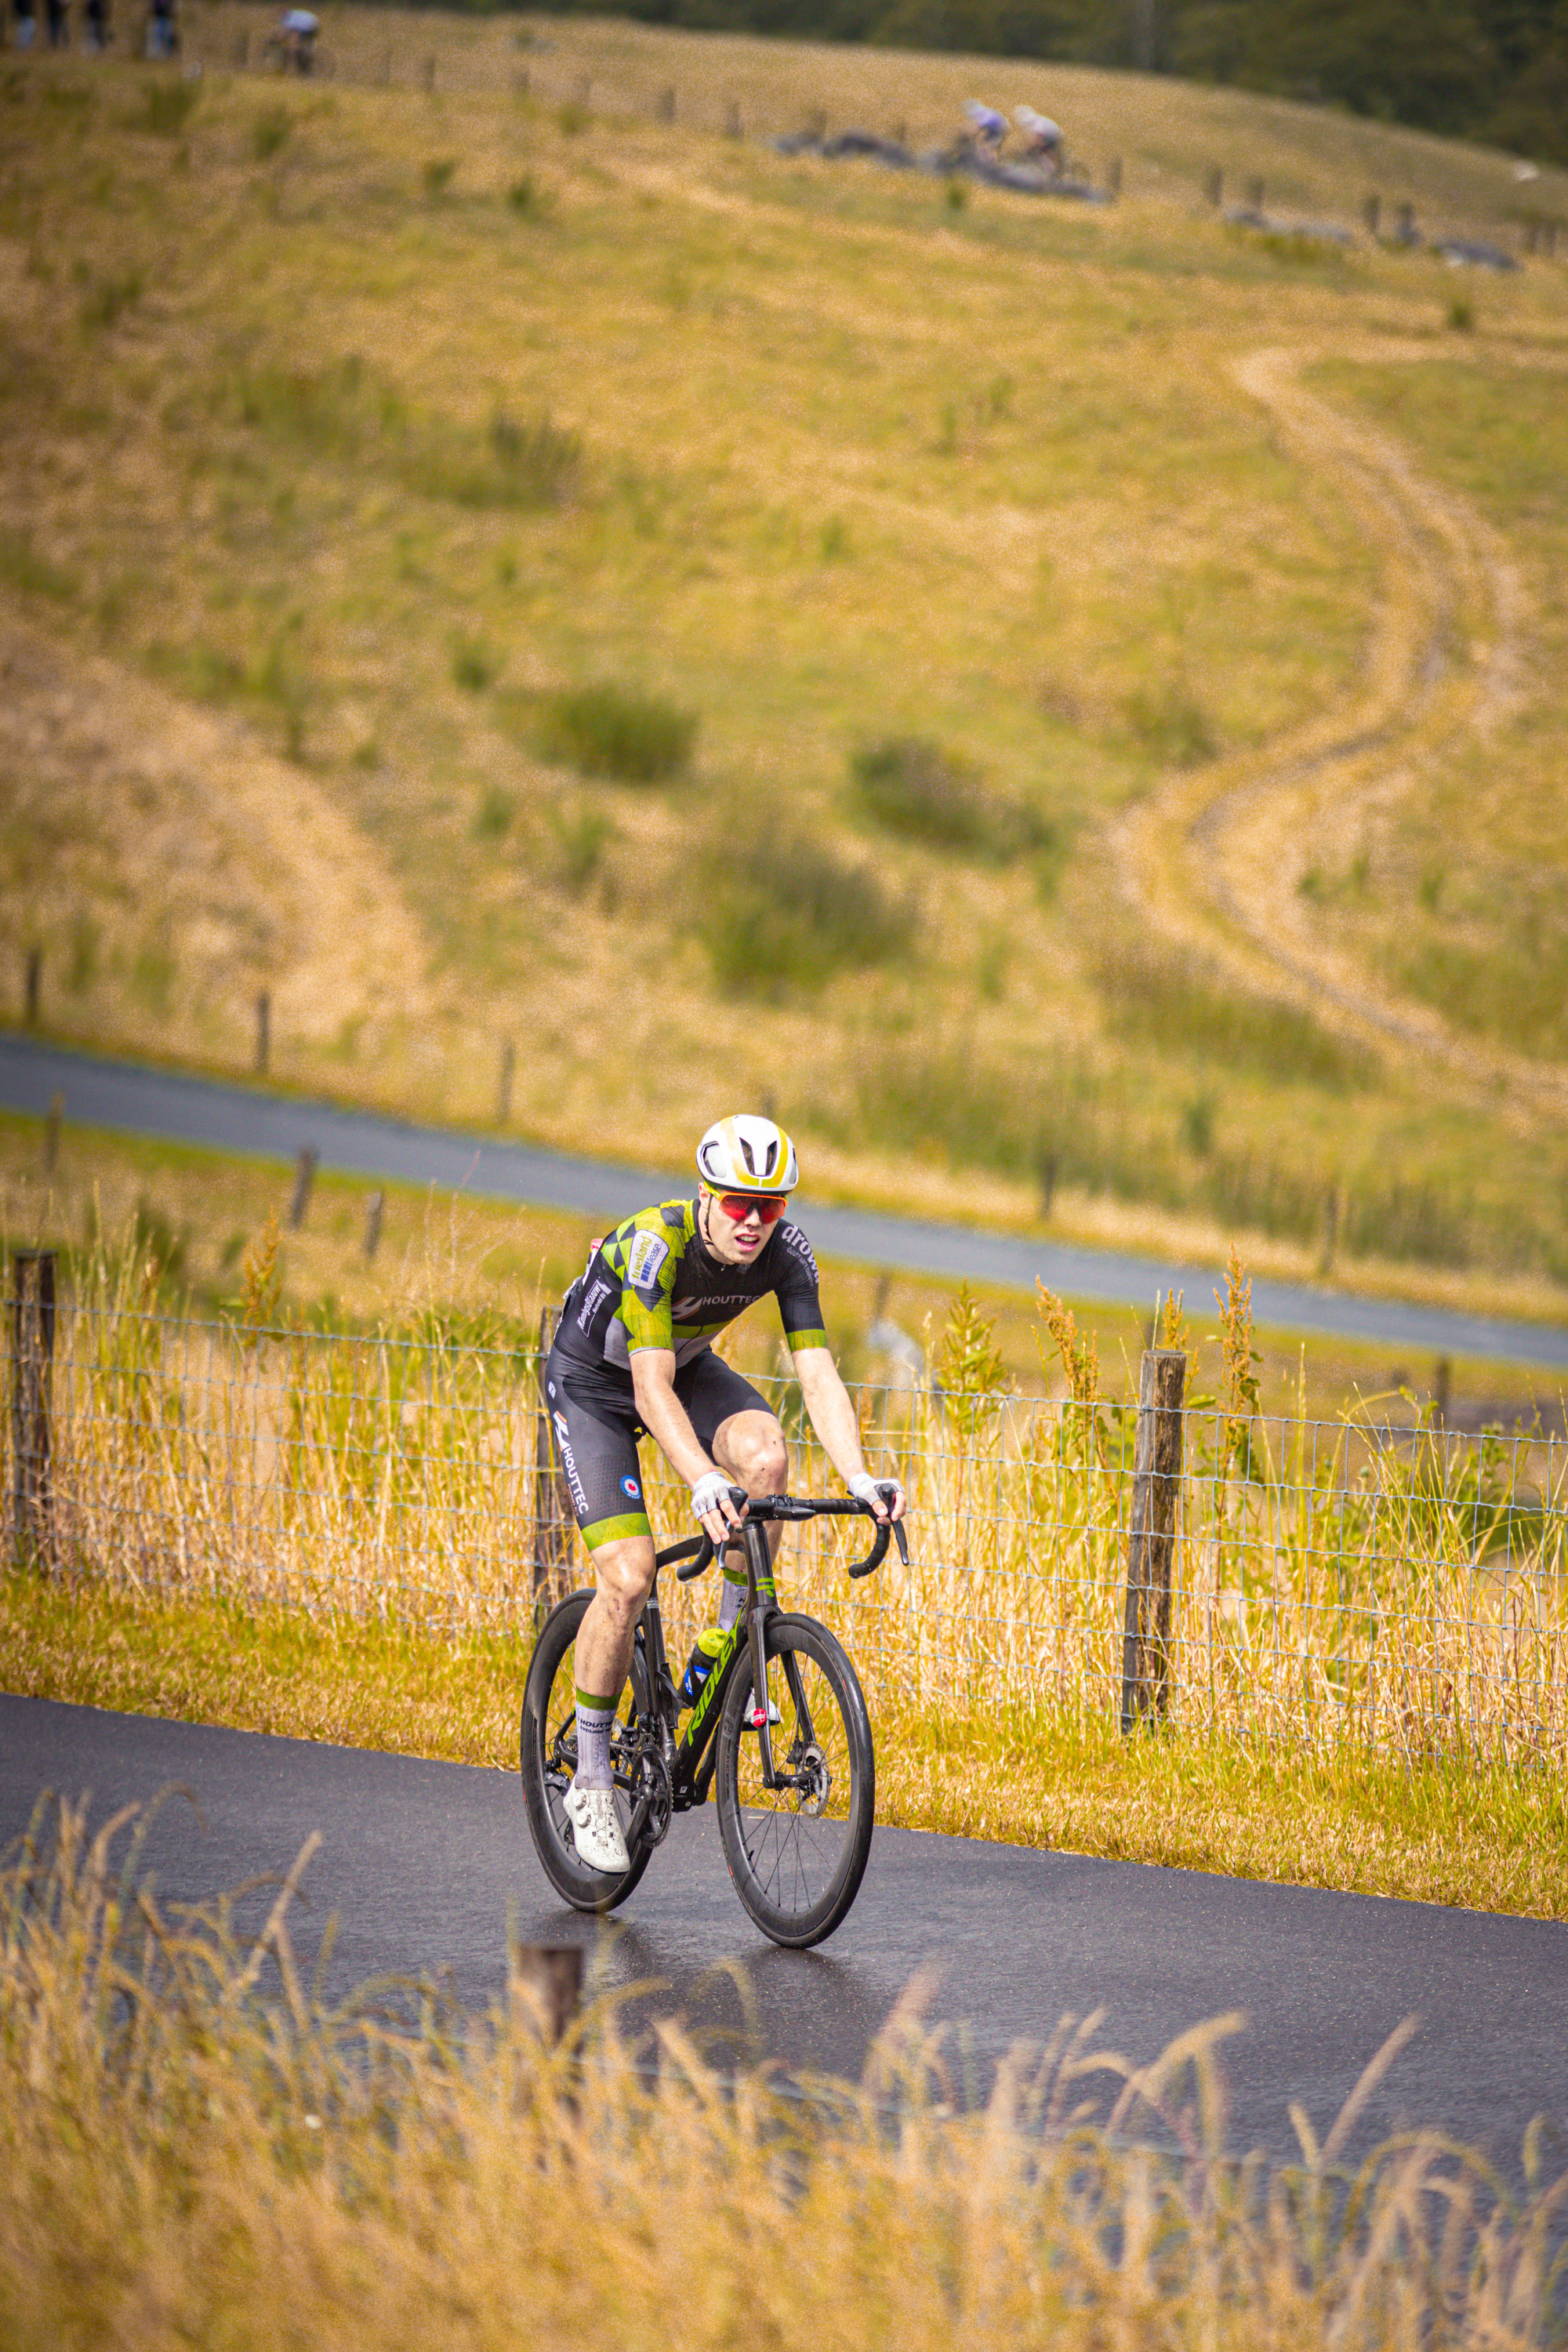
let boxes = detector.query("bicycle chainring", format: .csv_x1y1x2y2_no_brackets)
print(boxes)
632,1743,673,1848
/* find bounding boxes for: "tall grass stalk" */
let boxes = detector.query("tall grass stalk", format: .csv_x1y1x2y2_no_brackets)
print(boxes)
2,1797,1565,2350
20,1240,1568,1767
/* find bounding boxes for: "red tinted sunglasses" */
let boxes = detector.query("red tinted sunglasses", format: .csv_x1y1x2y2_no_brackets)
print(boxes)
713,1192,789,1225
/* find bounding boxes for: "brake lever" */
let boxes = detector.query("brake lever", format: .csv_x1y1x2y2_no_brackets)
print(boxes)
670,1484,748,1580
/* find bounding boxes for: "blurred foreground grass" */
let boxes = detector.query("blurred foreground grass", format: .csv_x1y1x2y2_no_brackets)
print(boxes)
3,1791,1565,2351
5,1573,1563,1919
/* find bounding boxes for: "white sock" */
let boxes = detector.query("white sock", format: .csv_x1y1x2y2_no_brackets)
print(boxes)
574,1686,619,1789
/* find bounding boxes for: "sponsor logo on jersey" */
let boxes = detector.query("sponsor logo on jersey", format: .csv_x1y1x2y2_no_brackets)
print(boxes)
780,1223,819,1282
626,1229,670,1293
576,1276,612,1333
620,1475,641,1501
673,1290,755,1319
550,1414,589,1515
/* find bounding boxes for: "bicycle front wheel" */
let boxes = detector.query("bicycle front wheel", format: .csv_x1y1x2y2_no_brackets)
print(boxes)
715,1612,874,1949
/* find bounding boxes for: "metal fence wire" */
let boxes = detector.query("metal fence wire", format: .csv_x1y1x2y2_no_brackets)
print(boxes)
8,1290,1567,1763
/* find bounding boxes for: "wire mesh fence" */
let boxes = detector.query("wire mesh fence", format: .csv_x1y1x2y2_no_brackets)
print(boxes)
8,1285,1567,1763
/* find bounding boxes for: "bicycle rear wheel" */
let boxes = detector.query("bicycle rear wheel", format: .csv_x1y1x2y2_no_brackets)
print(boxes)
715,1612,874,1949
520,1588,655,1914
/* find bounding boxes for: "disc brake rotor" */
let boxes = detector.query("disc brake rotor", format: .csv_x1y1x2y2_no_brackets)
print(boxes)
796,1742,830,1817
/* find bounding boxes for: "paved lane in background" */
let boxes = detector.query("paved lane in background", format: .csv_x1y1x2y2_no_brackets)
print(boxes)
5,1697,1564,2175
4,1032,1566,1368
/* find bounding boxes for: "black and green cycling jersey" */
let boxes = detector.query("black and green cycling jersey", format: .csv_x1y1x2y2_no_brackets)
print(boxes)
554,1196,827,1380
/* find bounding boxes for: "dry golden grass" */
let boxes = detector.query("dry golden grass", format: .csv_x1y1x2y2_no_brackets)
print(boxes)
1,24,1566,1301
2,1790,1566,2352
16,1229,1566,1772
5,1572,1567,1916
7,1112,1567,1414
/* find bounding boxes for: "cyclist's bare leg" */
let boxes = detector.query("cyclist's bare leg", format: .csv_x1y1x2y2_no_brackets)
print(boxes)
572,1533,655,1784
575,1411,782,1744
712,1409,786,1606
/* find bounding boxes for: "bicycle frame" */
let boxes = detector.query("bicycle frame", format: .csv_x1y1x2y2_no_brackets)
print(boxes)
631,1513,792,1825
543,1490,904,1855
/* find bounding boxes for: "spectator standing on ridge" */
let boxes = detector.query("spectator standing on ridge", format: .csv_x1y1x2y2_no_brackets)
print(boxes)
144,0,174,57
11,0,38,48
1014,105,1064,172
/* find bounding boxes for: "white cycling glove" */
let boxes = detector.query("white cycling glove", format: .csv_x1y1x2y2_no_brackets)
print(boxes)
691,1471,736,1524
849,1472,903,1518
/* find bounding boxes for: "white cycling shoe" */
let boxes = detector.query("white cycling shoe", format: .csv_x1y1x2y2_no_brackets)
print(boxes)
564,1778,630,1874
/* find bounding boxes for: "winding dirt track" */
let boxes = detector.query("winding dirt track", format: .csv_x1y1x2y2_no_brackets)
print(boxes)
1111,339,1568,1130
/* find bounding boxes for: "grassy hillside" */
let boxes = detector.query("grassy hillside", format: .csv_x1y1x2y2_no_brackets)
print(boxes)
2,14,1566,1316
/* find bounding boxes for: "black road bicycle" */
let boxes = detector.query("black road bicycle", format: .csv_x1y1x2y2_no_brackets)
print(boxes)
520,1490,907,1949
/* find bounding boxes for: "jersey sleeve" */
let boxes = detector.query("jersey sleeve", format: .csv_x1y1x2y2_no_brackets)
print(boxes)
774,1223,828,1354
610,1211,681,1356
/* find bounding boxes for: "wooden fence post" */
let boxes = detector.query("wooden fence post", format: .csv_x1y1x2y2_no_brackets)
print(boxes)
363,1190,384,1262
24,946,40,1026
497,1037,515,1127
1204,163,1222,207
532,1304,575,1607
289,1147,318,1231
256,990,270,1076
10,1248,56,1570
1120,1346,1186,1730
657,83,674,122
510,1940,583,2042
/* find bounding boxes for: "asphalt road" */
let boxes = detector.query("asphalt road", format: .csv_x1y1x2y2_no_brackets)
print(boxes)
5,1694,1563,2173
5,1033,1566,1370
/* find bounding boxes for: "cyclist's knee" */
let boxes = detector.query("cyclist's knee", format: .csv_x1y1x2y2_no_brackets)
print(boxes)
715,1409,787,1493
590,1534,655,1621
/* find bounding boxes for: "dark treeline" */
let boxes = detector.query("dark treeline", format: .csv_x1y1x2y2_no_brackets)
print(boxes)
525,0,1568,165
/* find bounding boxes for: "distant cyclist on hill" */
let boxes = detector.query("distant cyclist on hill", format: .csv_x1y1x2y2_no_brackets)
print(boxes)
544,1113,904,1873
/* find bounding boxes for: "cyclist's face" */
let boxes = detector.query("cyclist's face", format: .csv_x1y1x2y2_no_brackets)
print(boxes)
702,1189,782,1265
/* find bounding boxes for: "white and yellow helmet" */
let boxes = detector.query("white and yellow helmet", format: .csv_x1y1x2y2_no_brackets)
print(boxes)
696,1114,799,1196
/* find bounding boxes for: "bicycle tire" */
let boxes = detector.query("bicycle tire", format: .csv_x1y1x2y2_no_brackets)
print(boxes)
715,1612,874,1949
520,1588,655,1915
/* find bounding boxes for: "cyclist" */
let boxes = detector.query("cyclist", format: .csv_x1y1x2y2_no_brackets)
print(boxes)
543,1112,904,1872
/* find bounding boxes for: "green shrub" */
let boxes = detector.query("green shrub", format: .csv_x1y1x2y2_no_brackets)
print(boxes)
709,828,911,995
534,683,697,783
0,528,78,601
225,361,581,513
472,785,514,840
251,105,292,163
452,633,501,692
1092,937,1375,1090
557,100,589,135
137,79,198,138
549,804,615,897
78,270,142,331
851,737,1053,865
506,173,545,216
1124,681,1214,766
422,156,456,202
